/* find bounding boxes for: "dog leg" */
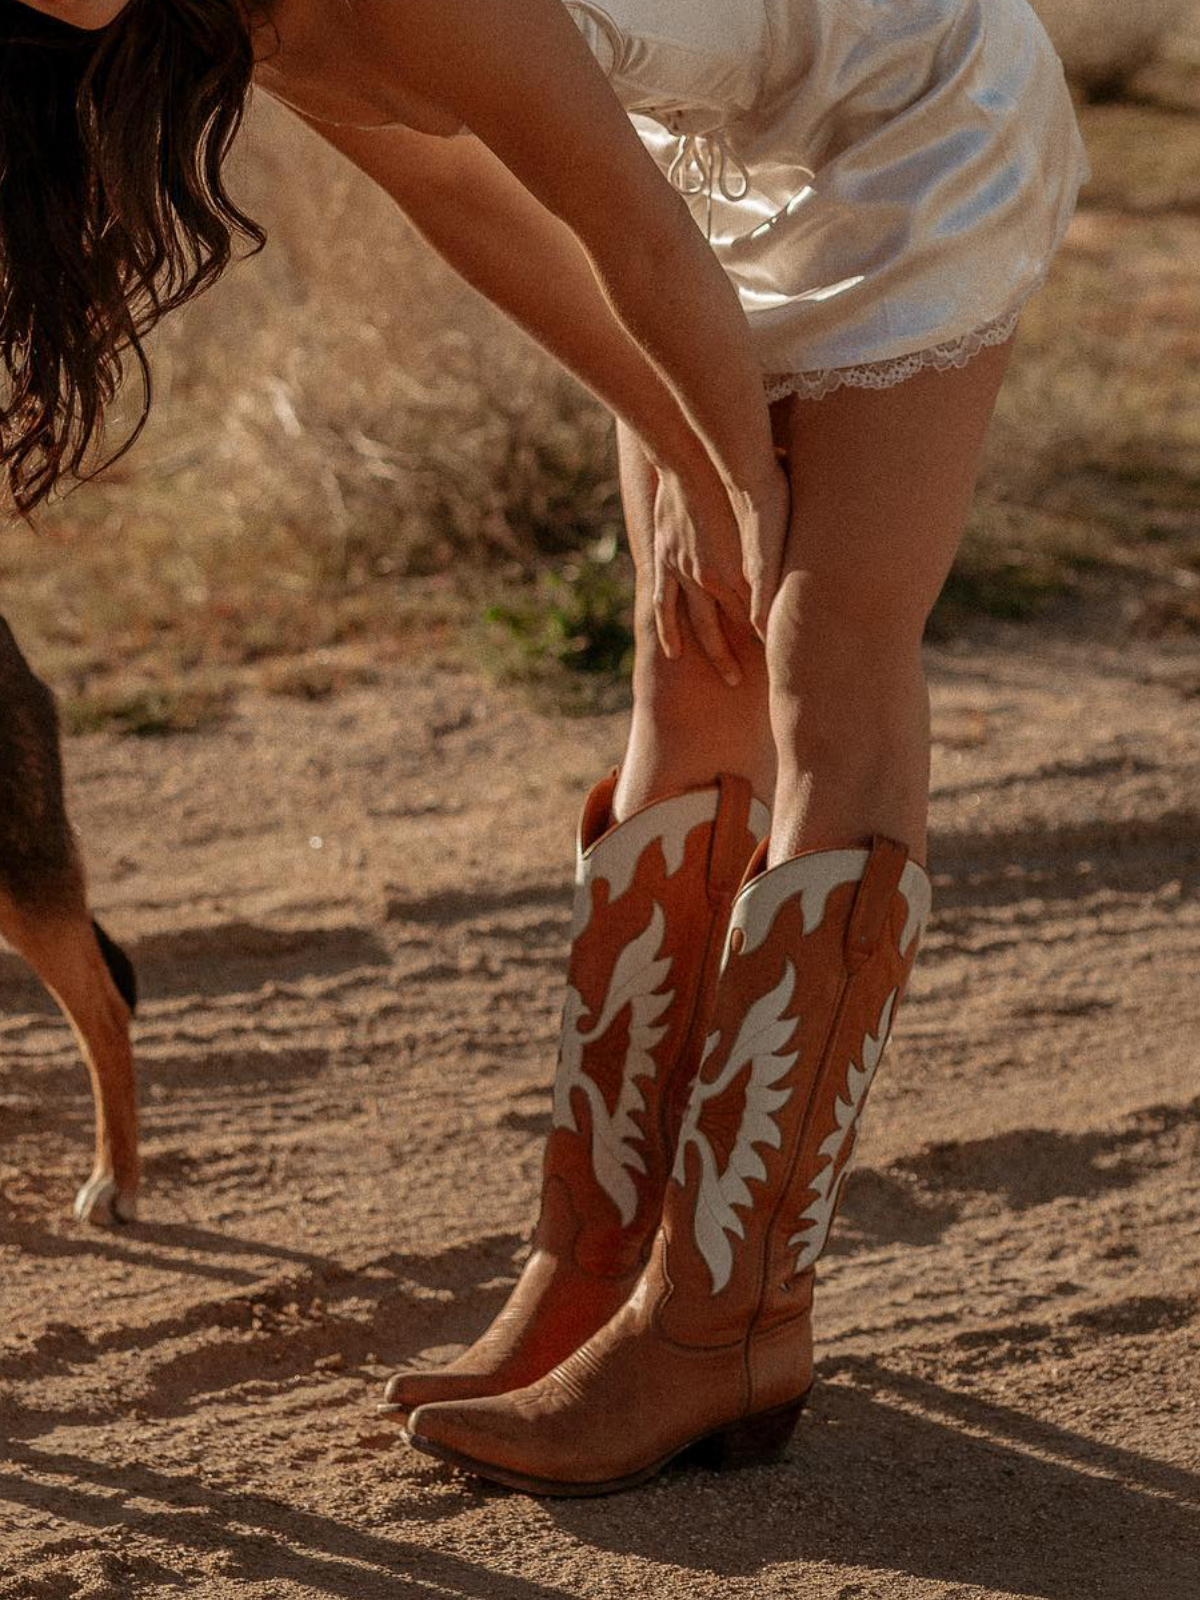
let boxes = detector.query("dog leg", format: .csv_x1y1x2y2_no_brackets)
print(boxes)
0,896,140,1223
0,616,139,1223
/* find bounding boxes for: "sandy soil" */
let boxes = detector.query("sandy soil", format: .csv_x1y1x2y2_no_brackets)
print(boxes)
1,618,1198,1599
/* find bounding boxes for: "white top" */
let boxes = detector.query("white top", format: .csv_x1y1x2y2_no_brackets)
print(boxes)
561,0,1091,393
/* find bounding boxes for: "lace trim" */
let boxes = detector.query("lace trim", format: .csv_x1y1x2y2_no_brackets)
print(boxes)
762,307,1021,404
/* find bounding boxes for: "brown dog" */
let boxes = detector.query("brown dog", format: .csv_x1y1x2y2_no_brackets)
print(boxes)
0,614,139,1224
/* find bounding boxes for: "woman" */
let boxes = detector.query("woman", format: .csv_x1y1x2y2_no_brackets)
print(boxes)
2,0,1089,1495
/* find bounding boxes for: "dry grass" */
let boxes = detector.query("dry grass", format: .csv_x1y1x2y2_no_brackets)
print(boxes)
1033,0,1197,95
947,80,1200,639
2,95,624,726
1,68,1198,729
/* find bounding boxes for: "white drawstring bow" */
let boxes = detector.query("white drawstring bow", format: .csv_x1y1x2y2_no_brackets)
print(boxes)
665,127,753,240
563,1,756,242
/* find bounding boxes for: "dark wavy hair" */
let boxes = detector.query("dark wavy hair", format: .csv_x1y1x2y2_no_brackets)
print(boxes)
0,0,274,516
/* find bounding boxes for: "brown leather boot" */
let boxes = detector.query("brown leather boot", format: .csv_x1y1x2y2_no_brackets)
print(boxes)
402,832,932,1494
381,769,770,1416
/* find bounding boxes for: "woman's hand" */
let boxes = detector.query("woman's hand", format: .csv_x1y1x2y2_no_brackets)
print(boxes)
651,451,791,684
732,452,792,640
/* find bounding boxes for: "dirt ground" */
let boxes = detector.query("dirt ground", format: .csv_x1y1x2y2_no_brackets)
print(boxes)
1,610,1197,1599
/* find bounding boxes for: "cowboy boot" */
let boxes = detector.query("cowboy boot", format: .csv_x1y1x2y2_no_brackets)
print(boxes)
402,830,932,1494
381,768,770,1416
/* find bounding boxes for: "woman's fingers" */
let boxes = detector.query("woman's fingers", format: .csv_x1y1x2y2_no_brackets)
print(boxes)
738,460,792,640
747,520,788,636
653,567,682,661
700,553,753,612
746,551,779,641
681,581,742,688
654,551,748,686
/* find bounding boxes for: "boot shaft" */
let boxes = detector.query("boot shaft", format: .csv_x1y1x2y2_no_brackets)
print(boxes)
539,770,770,1274
660,834,932,1349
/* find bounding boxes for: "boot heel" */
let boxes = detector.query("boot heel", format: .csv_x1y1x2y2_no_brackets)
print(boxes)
690,1392,810,1471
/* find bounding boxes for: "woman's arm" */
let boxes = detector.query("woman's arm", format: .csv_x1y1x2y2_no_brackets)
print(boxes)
288,120,728,527
272,114,752,679
255,0,789,637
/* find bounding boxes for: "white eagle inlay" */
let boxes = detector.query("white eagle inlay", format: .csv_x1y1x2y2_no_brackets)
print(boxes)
673,963,800,1294
553,904,674,1226
787,987,898,1273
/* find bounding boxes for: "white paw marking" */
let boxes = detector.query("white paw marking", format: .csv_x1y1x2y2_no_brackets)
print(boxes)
74,1174,137,1226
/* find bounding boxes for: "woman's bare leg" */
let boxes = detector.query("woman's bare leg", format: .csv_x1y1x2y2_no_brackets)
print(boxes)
610,418,774,822
765,336,1016,869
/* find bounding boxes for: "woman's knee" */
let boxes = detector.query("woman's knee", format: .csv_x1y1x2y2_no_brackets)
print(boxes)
765,564,926,719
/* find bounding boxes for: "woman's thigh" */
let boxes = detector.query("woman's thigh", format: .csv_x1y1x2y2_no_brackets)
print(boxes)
767,335,1015,655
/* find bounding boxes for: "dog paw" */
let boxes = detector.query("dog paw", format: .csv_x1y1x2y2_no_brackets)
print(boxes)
73,1174,138,1226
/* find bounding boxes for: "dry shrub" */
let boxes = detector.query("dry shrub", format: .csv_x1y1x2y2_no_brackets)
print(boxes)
88,92,621,582
1032,0,1198,95
5,92,628,716
6,61,1197,722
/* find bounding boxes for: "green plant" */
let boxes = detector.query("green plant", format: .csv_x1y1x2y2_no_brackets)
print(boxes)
478,533,635,712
